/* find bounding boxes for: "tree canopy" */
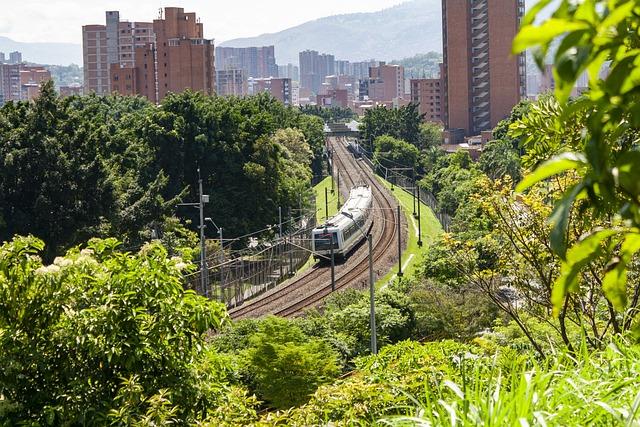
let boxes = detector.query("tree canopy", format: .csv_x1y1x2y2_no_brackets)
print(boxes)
0,83,325,259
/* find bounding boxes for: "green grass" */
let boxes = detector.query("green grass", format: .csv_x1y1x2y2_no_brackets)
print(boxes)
375,176,442,287
314,175,342,224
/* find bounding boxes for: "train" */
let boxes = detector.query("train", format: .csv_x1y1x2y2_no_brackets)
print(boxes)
345,138,364,158
311,185,373,260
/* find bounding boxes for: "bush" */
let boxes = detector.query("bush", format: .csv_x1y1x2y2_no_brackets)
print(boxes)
0,236,231,424
244,316,340,409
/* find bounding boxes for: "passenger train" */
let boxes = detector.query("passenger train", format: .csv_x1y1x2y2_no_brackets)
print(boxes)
311,185,373,260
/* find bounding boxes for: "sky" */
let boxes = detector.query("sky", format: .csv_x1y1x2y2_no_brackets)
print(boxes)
0,0,407,45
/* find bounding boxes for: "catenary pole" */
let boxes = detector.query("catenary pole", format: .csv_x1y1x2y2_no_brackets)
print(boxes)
397,205,403,277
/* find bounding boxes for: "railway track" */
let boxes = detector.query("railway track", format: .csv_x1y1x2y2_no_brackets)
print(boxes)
228,136,405,319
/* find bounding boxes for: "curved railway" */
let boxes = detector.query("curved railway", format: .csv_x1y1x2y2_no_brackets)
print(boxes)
228,136,405,319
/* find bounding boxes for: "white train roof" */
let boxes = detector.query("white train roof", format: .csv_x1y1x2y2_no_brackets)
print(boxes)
316,185,371,231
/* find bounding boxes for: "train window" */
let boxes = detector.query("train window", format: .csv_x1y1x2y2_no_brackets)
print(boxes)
315,232,338,250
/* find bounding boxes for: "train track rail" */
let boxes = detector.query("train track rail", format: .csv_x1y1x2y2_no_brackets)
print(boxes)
228,137,404,319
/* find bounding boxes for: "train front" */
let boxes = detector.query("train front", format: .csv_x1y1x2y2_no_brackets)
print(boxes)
311,225,340,260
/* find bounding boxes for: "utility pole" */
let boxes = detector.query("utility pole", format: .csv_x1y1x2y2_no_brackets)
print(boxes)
417,186,423,247
198,173,209,297
330,239,335,292
336,170,341,210
412,172,417,217
368,234,377,354
397,205,403,277
179,176,209,296
288,207,293,276
219,226,223,300
341,211,376,355
325,187,329,221
279,206,283,278
331,161,335,194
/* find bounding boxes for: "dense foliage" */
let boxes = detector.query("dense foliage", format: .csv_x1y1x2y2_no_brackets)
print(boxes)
262,339,640,426
360,104,424,150
373,135,420,177
0,83,324,259
513,0,640,320
0,236,230,424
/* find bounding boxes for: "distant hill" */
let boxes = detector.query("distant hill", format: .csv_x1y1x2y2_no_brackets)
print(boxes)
391,52,443,78
219,0,442,65
0,36,81,66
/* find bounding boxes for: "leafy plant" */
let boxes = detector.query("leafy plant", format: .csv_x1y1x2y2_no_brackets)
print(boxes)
244,316,340,409
512,0,640,326
0,236,229,424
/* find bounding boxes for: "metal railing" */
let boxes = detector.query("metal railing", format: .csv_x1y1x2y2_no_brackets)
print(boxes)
186,196,318,307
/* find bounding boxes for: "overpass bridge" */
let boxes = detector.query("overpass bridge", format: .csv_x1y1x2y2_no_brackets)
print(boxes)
323,120,360,138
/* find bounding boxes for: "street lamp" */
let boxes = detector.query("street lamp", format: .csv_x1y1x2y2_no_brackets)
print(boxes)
341,211,377,355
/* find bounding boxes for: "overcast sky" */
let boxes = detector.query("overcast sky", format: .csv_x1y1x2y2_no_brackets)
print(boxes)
0,0,407,44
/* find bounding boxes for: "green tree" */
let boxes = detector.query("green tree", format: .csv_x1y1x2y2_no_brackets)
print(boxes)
478,139,522,182
244,316,340,409
298,105,357,122
373,135,420,177
0,236,229,424
360,104,424,150
513,0,640,322
0,82,116,259
418,121,443,150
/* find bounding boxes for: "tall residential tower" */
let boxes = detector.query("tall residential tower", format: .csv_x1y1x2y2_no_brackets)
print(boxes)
442,0,526,138
83,7,215,101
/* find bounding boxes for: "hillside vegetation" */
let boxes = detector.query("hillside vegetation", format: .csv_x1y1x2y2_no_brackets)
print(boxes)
3,0,640,424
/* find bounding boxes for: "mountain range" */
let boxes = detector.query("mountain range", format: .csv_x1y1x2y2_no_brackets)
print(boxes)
0,36,82,66
219,0,442,65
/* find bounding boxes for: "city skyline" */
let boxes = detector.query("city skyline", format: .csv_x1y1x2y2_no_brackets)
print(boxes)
0,0,406,45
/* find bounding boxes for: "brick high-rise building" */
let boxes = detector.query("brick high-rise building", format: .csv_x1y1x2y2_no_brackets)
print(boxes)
250,77,292,105
317,89,348,108
0,64,22,102
0,64,51,104
410,77,443,123
83,7,215,101
215,46,277,78
442,0,526,137
367,63,405,103
20,66,51,100
153,7,216,101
